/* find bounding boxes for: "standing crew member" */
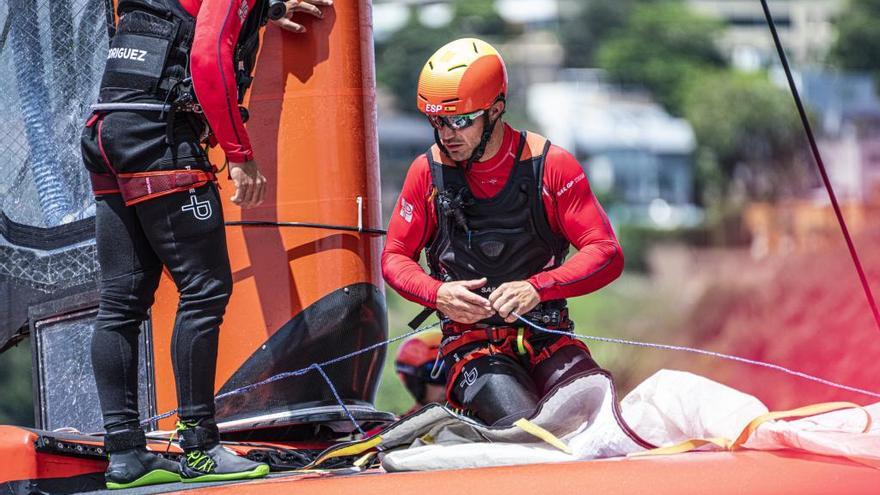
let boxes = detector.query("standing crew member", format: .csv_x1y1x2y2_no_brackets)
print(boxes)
382,38,623,427
81,0,332,489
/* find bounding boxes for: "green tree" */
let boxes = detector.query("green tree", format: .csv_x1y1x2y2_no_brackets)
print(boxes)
558,0,637,68
374,10,453,115
374,2,515,115
830,0,880,76
595,1,725,115
684,71,807,206
0,340,34,427
451,0,514,38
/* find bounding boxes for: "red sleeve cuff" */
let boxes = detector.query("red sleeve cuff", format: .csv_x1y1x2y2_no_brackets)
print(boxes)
225,149,254,163
427,278,443,307
526,274,551,301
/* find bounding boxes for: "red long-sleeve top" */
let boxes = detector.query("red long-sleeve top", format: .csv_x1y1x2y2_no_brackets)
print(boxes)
382,124,624,312
181,0,256,163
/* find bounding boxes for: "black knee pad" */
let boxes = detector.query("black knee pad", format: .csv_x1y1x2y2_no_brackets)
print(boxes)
452,354,539,426
532,344,600,397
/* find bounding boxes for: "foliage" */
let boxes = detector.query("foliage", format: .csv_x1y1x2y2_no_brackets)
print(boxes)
451,0,515,38
616,224,711,272
0,340,34,427
558,0,636,68
374,11,454,115
595,1,725,115
683,70,808,203
375,2,515,116
830,0,880,78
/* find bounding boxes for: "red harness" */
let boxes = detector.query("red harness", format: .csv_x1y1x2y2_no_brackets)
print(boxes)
439,324,590,409
86,113,217,205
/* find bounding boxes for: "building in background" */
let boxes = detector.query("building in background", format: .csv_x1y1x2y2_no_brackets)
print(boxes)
745,69,880,257
528,70,701,229
377,109,434,223
802,70,880,202
688,0,842,70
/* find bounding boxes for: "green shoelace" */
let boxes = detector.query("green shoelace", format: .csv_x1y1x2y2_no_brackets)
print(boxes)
185,450,216,473
175,420,216,473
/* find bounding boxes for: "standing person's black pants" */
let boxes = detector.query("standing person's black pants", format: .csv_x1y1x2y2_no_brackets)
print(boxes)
83,108,232,435
84,114,232,433
90,181,231,434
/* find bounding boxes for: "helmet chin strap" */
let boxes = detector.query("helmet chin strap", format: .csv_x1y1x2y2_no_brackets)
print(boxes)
435,109,503,171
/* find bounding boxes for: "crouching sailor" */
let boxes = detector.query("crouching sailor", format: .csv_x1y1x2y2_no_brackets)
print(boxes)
381,38,624,427
80,0,331,489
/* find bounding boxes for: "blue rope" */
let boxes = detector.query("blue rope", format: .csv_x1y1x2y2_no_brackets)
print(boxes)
140,320,440,428
312,363,366,436
512,313,880,400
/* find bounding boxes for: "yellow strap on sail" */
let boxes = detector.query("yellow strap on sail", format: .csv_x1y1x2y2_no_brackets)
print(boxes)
630,401,870,458
514,418,573,455
304,435,383,469
628,437,732,457
353,451,377,468
731,401,870,449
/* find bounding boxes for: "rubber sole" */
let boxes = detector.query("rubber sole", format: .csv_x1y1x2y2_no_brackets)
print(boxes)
106,469,180,490
181,463,270,483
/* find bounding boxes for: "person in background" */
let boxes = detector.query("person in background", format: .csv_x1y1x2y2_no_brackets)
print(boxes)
395,331,446,415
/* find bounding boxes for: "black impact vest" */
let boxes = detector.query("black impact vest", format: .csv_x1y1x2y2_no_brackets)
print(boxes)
426,131,570,326
99,0,268,108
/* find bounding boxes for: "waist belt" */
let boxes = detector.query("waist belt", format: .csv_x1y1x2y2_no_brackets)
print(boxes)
440,315,573,357
90,168,217,206
90,97,204,147
438,305,569,334
90,103,171,113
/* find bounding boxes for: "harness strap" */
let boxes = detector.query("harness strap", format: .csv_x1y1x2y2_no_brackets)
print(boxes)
89,172,121,195
442,324,587,409
529,335,590,368
441,326,522,357
441,327,533,409
90,103,171,113
89,168,217,206
116,169,217,206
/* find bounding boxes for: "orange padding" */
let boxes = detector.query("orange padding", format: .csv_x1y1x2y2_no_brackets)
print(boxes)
518,131,548,161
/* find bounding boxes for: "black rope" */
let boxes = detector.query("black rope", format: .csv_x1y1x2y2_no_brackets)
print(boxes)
0,12,11,53
759,0,880,333
225,220,386,236
103,0,115,42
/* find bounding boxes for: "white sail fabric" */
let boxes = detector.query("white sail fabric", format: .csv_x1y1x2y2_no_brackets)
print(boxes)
374,369,879,471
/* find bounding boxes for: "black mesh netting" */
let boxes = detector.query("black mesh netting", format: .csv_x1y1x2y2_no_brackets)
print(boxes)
0,0,112,347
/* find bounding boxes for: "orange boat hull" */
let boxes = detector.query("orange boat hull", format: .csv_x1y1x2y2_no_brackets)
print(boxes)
148,0,388,432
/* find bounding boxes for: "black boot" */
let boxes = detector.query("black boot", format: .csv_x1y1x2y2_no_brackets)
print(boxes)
176,418,269,483
104,429,180,490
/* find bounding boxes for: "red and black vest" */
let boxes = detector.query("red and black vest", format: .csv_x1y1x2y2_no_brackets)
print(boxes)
425,131,570,326
99,0,267,107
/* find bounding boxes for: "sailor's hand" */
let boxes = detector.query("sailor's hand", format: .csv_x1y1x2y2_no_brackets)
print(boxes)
271,0,333,34
436,278,494,324
489,281,540,323
229,160,267,208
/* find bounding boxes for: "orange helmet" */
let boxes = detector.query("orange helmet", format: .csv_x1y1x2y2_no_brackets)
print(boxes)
417,38,508,117
395,331,442,377
395,331,445,402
